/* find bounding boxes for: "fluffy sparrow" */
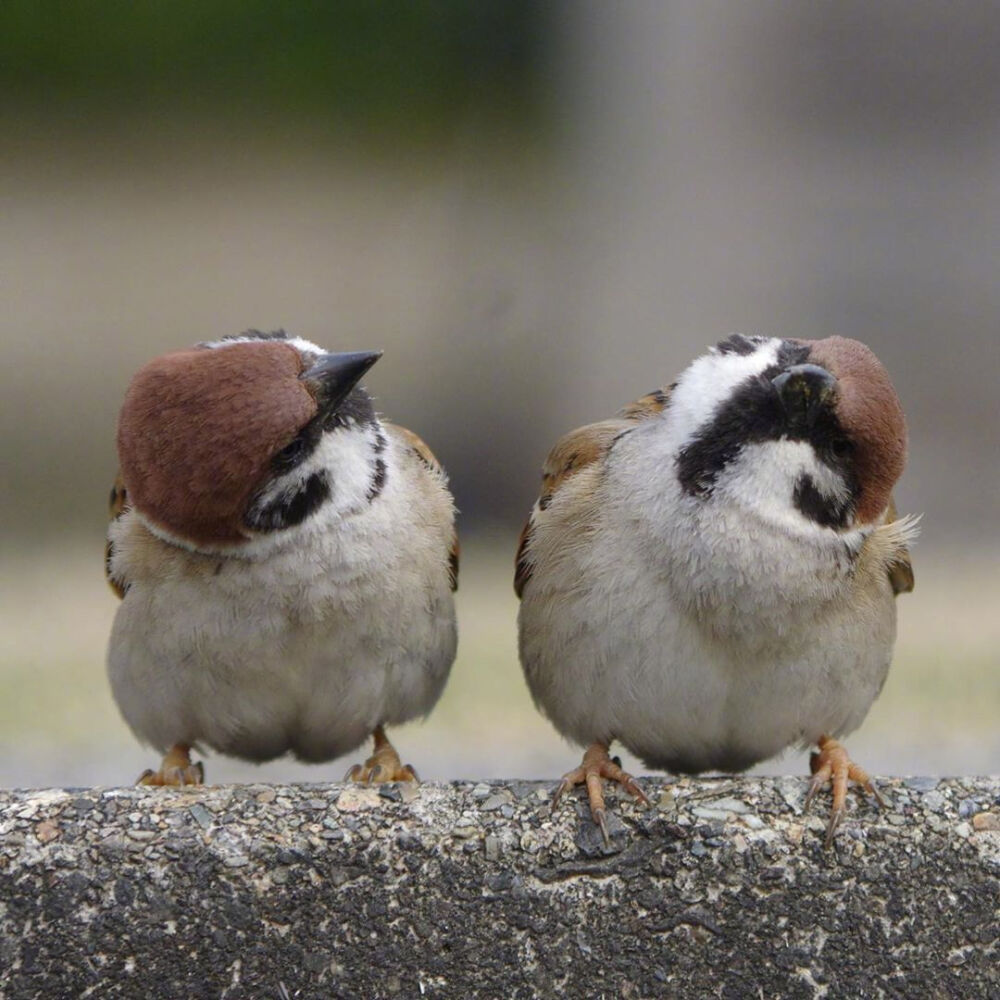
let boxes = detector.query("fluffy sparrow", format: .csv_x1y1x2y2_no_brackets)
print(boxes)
106,330,458,786
516,334,916,846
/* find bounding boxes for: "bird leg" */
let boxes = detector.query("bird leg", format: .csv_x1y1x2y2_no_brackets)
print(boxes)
552,741,649,845
137,743,204,787
345,725,418,783
803,734,886,848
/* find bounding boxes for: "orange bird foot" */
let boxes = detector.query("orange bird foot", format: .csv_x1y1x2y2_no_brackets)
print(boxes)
803,735,887,848
344,726,418,784
552,741,650,846
137,744,204,787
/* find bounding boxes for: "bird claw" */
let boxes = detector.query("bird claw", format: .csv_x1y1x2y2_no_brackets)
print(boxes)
866,781,888,811
550,771,587,813
621,773,651,809
593,807,611,847
345,727,418,784
552,742,648,841
137,746,204,787
803,736,885,848
802,770,828,816
824,806,845,850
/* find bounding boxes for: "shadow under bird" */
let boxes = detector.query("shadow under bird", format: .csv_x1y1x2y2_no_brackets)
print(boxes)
515,334,916,847
106,330,458,785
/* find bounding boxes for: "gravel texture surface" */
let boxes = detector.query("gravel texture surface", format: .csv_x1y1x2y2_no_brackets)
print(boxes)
1,777,998,998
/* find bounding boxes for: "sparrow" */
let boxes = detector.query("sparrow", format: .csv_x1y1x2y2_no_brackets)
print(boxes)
515,334,916,847
106,330,458,786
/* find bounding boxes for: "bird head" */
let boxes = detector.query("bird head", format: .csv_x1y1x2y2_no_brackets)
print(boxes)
671,334,907,532
117,330,382,551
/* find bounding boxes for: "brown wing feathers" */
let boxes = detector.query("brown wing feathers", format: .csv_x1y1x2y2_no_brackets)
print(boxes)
105,472,130,599
514,388,671,598
388,423,459,593
885,496,915,595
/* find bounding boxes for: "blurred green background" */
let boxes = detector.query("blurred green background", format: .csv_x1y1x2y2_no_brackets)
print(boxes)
1,1,997,788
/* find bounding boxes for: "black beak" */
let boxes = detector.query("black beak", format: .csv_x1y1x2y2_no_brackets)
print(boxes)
771,363,837,430
300,350,382,414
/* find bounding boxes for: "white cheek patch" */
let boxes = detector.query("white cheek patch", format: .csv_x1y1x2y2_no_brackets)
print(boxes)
251,423,380,519
667,337,781,450
309,424,383,514
211,423,384,560
718,439,852,533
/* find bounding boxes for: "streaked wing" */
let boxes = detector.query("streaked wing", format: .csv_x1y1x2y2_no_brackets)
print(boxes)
106,471,130,599
885,495,915,595
386,424,459,592
515,387,672,598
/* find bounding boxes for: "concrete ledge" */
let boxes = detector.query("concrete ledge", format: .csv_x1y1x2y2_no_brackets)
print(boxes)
1,777,998,997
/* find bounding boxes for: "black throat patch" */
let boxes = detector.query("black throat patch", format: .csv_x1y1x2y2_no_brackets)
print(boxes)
675,341,859,527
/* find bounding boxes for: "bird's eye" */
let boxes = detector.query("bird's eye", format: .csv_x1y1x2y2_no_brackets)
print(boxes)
830,438,853,458
274,437,306,470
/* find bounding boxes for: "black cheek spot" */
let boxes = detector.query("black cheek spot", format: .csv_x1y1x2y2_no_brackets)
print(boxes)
245,471,331,532
538,493,552,511
793,473,854,529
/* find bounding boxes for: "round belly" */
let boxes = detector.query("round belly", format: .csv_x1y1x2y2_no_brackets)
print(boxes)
521,591,891,775
621,634,891,774
109,586,454,764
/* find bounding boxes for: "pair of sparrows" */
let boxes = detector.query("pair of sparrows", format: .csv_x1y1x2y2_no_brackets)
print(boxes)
106,330,916,847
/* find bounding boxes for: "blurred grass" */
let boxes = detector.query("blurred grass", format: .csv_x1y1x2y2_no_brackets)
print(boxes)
0,535,997,789
0,1,547,144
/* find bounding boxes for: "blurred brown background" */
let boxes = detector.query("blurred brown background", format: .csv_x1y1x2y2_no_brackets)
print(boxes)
1,1,998,788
